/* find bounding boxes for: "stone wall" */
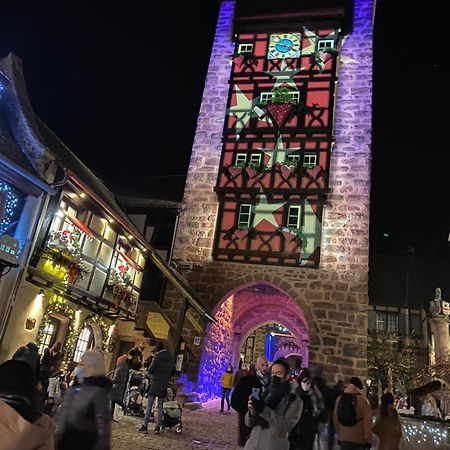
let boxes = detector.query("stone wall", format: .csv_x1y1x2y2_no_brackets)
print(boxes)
164,0,374,386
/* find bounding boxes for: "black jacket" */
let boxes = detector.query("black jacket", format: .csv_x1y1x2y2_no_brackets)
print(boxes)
231,374,264,414
146,350,175,397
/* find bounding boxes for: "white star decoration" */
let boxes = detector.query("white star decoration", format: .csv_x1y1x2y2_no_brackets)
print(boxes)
252,194,286,228
258,136,301,166
264,67,302,90
227,86,261,135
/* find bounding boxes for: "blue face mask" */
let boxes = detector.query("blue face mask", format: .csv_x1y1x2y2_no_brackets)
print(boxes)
74,366,84,383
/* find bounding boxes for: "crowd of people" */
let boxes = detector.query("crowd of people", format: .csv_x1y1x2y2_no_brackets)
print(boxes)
225,356,404,450
0,339,175,450
0,341,411,450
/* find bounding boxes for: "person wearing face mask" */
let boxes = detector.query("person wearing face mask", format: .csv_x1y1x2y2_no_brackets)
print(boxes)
244,358,303,450
231,356,270,447
220,364,234,412
54,350,112,450
289,368,324,450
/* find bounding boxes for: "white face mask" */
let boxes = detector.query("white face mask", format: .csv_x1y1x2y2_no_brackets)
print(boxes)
301,381,311,391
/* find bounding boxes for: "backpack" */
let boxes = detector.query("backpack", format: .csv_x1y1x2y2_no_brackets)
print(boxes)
337,393,359,426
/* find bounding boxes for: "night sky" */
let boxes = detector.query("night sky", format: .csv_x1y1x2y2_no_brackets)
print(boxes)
1,1,448,258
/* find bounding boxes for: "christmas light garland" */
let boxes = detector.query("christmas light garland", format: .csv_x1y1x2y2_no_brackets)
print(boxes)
0,181,23,237
401,420,449,448
35,295,77,366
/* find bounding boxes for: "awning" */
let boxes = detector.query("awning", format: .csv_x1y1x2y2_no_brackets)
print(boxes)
64,212,95,239
147,250,216,323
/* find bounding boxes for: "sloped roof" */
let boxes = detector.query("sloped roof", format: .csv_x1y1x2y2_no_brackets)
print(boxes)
115,192,181,209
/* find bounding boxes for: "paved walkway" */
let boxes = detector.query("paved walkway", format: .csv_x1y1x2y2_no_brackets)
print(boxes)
112,399,241,450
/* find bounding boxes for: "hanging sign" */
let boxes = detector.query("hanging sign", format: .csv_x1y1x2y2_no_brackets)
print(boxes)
146,312,170,340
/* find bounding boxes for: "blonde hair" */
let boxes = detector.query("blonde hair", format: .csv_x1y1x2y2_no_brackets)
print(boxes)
81,350,106,377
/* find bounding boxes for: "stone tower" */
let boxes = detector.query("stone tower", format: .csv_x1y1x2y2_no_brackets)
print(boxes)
164,0,374,398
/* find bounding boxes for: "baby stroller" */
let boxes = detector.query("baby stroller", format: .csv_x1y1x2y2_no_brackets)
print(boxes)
123,369,149,416
160,400,183,433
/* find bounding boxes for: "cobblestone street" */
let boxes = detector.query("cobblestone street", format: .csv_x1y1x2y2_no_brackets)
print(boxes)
112,400,241,450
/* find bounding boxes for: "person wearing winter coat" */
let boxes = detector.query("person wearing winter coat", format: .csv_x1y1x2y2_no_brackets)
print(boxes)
231,356,270,447
138,341,175,435
54,350,112,450
220,364,234,412
373,392,402,450
333,376,373,450
289,368,325,450
244,358,303,450
12,341,42,384
0,359,56,450
110,354,129,417
327,374,345,450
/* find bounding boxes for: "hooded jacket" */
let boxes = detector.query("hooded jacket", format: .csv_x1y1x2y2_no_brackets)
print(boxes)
0,400,56,450
146,349,175,397
333,383,373,446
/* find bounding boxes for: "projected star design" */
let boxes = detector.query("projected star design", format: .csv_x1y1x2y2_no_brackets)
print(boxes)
252,194,286,228
258,136,301,167
227,86,261,135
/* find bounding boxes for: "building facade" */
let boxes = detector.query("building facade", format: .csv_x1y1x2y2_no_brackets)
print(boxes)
163,0,374,398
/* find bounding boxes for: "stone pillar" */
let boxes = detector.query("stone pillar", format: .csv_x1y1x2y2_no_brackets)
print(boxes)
430,317,450,360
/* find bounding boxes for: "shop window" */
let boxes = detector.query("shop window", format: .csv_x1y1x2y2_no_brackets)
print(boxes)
73,326,93,363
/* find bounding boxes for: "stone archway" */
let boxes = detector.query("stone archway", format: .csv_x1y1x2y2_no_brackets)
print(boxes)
196,281,309,400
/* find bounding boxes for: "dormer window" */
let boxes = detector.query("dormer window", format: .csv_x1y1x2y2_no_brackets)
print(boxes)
317,39,335,51
238,43,254,54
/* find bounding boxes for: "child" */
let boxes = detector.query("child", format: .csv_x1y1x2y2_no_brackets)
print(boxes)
373,392,402,450
220,365,234,412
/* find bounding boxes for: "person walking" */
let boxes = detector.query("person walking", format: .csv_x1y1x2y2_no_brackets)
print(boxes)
289,368,324,450
54,350,112,450
12,342,42,384
231,356,270,447
334,376,372,450
220,364,234,412
373,392,402,450
138,341,175,435
110,354,129,419
245,358,303,450
0,359,56,450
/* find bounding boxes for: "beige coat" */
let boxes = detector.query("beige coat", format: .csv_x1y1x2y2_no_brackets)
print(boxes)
373,407,402,450
333,384,373,446
0,400,56,450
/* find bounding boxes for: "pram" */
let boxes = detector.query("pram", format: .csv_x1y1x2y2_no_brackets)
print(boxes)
160,400,183,433
123,369,149,416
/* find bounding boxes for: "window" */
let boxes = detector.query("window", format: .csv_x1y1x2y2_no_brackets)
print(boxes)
317,39,335,51
249,153,262,164
303,153,317,168
260,91,299,103
260,92,274,103
287,206,301,229
376,312,386,331
410,314,422,337
235,153,247,165
73,326,93,363
387,313,399,332
238,204,252,228
287,153,300,163
39,323,56,355
238,43,254,53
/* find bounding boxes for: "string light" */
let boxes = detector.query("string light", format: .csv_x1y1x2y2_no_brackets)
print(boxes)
0,181,23,237
401,419,449,448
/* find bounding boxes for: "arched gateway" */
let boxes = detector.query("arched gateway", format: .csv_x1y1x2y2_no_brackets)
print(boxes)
197,282,308,399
